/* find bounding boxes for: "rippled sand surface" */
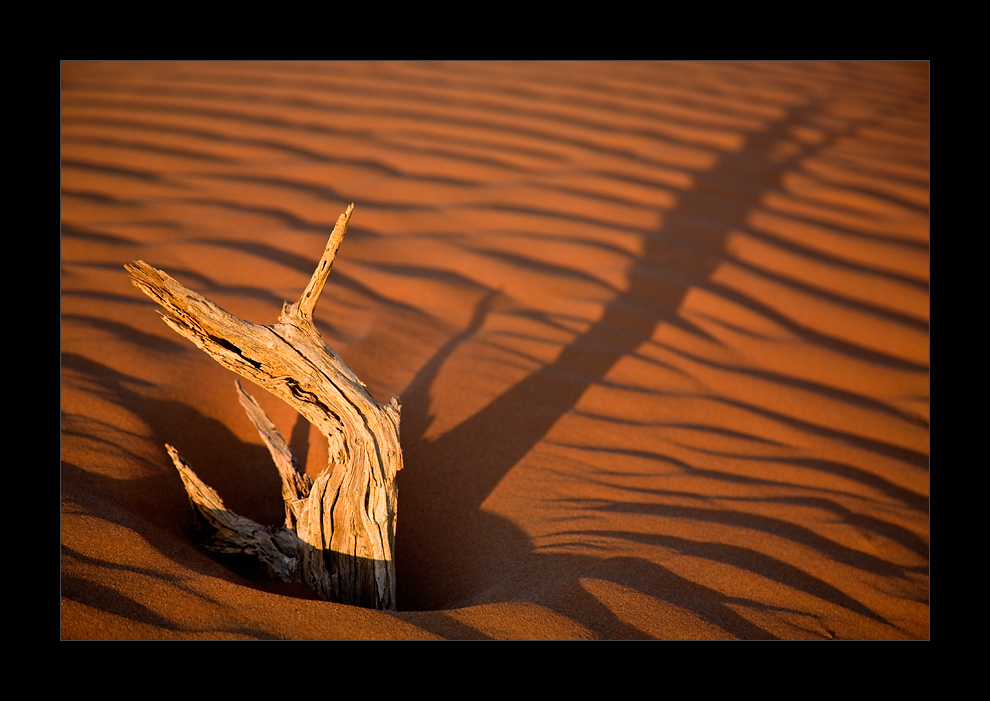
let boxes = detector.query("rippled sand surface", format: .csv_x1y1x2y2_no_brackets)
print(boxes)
61,61,929,639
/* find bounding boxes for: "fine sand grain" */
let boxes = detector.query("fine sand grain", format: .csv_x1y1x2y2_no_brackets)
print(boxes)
61,61,929,639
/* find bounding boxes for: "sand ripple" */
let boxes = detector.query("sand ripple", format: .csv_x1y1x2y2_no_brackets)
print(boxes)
62,61,928,639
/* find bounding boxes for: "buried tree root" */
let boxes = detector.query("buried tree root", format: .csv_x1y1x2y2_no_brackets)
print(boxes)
126,205,403,610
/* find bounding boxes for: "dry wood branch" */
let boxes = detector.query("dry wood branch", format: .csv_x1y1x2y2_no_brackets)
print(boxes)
235,380,312,531
126,205,402,610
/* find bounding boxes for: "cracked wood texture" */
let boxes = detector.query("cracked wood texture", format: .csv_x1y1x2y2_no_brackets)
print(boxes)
125,205,403,610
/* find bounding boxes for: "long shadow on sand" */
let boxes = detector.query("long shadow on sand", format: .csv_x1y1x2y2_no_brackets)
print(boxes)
394,97,925,638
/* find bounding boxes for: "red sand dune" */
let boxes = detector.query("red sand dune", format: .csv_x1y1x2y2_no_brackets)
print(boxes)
61,61,929,639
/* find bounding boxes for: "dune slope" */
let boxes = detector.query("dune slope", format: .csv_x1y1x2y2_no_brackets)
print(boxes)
61,61,929,639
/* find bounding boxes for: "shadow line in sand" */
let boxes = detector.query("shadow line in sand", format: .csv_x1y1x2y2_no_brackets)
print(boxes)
394,97,922,637
62,63,927,638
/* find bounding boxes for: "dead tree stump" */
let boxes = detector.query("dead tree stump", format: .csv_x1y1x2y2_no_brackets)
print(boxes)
125,205,402,610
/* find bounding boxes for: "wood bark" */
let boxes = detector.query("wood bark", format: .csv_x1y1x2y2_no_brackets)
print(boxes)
125,205,402,610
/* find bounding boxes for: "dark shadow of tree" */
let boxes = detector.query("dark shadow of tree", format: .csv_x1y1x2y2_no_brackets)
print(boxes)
394,96,927,638
62,67,928,638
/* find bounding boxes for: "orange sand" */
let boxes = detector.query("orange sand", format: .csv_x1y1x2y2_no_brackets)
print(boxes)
61,61,929,639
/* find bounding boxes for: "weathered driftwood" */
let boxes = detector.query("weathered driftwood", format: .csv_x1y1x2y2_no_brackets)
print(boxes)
125,205,402,610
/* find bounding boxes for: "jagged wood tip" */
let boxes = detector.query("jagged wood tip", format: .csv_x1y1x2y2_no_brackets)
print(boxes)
285,202,353,323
